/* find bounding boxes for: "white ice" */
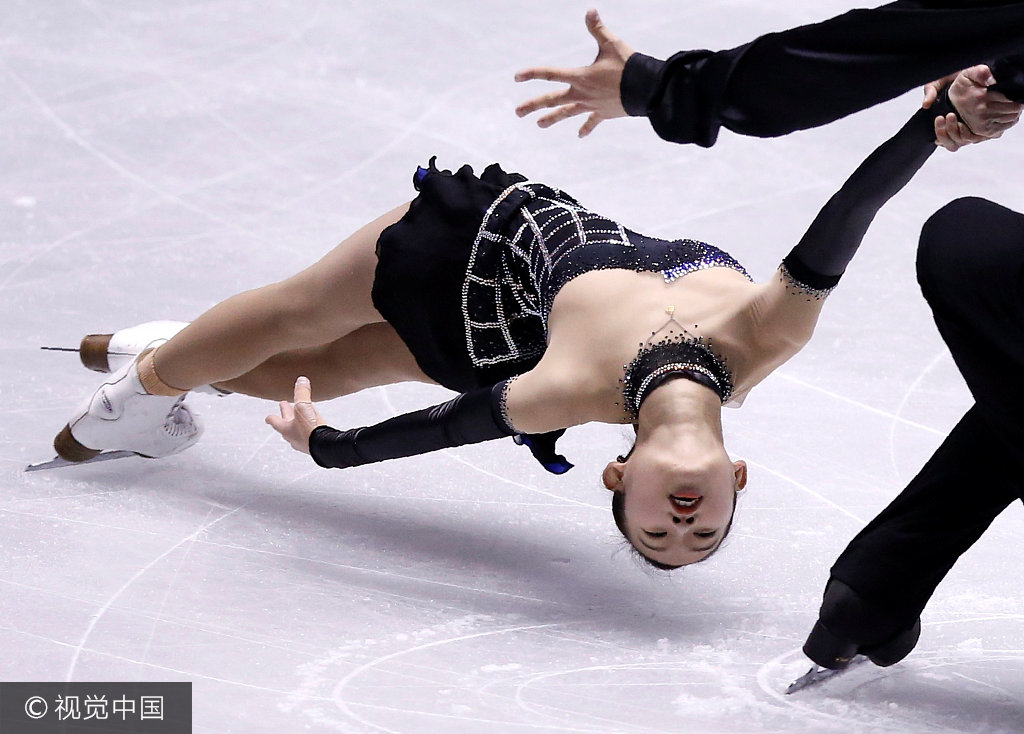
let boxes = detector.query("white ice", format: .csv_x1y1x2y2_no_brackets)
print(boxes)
2,1,1023,732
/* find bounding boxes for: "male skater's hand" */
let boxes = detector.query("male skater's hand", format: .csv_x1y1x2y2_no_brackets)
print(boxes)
514,9,633,137
266,376,323,454
925,65,1022,152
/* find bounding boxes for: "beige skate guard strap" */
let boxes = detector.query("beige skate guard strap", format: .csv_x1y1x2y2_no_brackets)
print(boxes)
137,349,188,396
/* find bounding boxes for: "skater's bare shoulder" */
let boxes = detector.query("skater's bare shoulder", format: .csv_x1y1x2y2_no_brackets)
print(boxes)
503,359,610,434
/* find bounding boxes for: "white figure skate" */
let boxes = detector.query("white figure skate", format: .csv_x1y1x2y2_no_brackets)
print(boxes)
79,320,227,396
80,320,188,373
53,356,202,462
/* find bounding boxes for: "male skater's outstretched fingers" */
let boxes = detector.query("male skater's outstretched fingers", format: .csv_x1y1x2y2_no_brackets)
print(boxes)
514,9,633,137
948,65,1022,138
266,376,323,454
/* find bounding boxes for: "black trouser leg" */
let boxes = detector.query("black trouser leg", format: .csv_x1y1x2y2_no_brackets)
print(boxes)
916,197,1024,455
810,197,1024,660
829,407,1021,625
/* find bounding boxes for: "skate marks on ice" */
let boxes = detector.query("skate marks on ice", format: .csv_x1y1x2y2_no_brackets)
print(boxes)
64,503,245,681
758,614,1024,733
284,614,812,733
5,2,1024,733
287,610,1024,734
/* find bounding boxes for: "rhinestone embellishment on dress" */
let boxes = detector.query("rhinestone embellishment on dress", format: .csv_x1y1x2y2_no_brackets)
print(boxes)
621,307,734,420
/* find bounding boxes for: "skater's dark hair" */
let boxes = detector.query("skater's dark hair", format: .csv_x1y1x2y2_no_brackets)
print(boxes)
610,443,736,571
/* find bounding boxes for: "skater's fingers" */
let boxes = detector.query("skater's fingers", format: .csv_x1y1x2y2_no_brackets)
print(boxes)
265,411,312,454
538,102,589,129
293,375,313,404
982,91,1022,110
294,401,321,429
514,66,577,87
934,115,960,151
265,413,287,432
962,63,996,89
935,113,980,151
983,109,1023,123
922,71,958,109
949,112,986,145
585,9,617,46
922,84,939,109
277,400,295,422
578,111,603,137
516,86,577,118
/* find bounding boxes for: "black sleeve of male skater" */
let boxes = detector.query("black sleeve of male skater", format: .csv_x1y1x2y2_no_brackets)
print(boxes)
991,53,1024,102
308,382,516,469
619,1,1024,146
620,47,744,147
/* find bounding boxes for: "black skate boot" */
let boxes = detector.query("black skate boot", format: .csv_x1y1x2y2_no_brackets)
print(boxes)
803,579,921,670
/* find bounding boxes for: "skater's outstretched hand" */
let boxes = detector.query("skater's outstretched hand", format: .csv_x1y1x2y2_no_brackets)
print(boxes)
925,65,1022,152
514,9,633,137
266,376,323,455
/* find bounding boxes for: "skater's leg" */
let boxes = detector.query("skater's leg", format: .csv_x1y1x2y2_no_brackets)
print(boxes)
153,203,409,390
916,197,1024,461
804,407,1019,670
803,197,1024,669
54,203,410,460
216,322,437,401
826,406,1021,621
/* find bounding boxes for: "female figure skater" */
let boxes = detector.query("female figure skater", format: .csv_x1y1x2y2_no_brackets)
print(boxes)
55,68,1014,570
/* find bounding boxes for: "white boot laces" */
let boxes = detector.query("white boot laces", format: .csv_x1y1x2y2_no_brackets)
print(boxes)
163,397,197,439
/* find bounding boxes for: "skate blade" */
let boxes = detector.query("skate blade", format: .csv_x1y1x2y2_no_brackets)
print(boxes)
41,340,133,373
26,450,138,472
785,655,868,694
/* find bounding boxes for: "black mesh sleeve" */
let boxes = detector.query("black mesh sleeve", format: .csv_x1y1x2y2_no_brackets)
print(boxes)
308,381,516,469
779,89,956,296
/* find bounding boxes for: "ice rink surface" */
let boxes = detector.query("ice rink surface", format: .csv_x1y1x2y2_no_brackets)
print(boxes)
2,1,1023,731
